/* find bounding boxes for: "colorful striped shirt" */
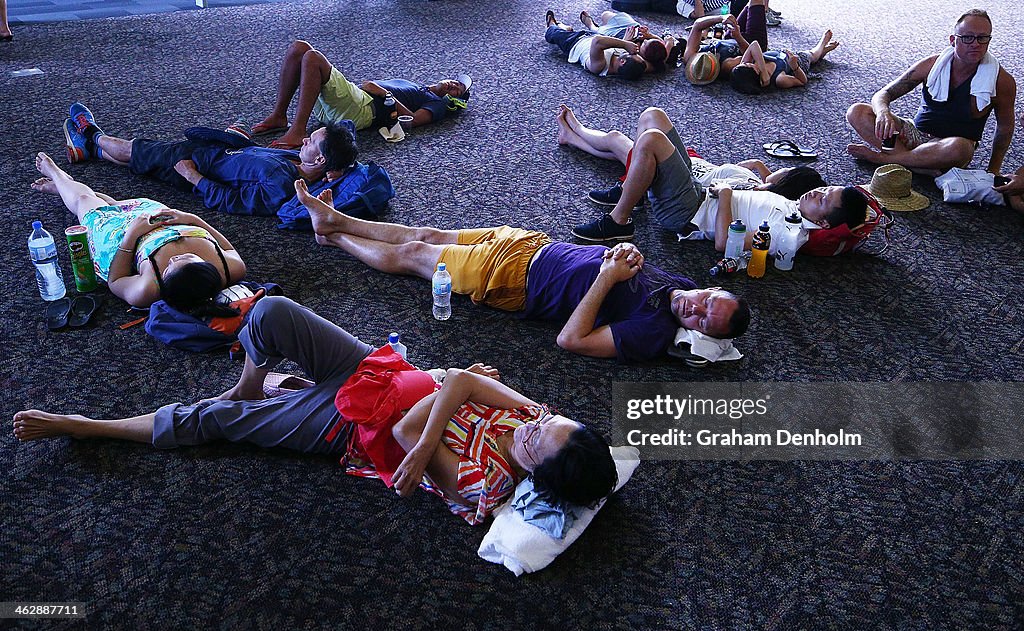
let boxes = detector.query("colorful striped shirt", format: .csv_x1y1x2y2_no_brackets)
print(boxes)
424,402,547,525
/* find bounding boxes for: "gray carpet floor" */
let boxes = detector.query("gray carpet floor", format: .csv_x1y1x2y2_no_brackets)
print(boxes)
1,0,1022,628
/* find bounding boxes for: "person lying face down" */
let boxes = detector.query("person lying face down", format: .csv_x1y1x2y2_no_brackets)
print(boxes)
12,297,617,525
295,180,751,363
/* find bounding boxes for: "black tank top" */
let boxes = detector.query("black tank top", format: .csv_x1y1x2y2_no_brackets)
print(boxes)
914,68,990,141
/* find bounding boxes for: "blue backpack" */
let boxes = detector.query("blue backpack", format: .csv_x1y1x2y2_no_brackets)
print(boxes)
145,282,283,355
277,161,395,230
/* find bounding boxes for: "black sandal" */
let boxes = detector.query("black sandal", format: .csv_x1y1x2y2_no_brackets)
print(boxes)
545,10,556,27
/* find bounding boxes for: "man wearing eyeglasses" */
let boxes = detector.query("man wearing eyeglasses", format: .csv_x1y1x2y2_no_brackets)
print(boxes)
845,9,1016,176
292,180,750,364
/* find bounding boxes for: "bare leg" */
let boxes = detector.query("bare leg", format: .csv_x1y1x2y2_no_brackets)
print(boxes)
558,105,633,164
609,129,676,224
846,103,883,148
806,29,838,64
218,355,271,401
313,232,444,280
34,152,109,222
256,40,311,133
555,106,620,161
94,135,133,166
30,177,58,195
275,47,334,148
13,409,154,444
0,0,12,38
294,180,460,244
847,137,975,176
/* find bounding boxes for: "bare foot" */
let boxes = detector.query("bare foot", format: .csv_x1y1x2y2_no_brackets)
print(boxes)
294,179,345,236
271,131,305,149
847,143,888,164
466,363,501,381
560,104,584,133
35,152,63,180
253,115,289,135
556,106,573,145
31,177,59,195
13,410,90,441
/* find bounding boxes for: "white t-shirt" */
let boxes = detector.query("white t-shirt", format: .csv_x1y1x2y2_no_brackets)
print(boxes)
568,36,623,76
690,159,762,189
686,190,819,256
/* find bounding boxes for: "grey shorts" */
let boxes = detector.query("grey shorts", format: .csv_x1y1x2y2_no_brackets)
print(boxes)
152,297,374,454
648,126,705,231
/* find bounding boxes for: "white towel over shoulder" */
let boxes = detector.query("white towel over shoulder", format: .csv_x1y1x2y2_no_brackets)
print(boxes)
925,47,1000,111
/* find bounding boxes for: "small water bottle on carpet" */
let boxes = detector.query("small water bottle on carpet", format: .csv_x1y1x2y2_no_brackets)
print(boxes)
432,263,452,321
388,332,408,359
28,221,67,301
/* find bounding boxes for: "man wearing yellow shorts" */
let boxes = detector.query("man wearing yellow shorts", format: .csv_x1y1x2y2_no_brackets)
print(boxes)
294,181,750,364
254,40,472,150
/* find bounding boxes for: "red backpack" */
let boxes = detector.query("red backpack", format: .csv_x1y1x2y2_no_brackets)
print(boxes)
801,186,894,256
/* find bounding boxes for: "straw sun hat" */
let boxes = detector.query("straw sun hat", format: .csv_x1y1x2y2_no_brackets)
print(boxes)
862,164,930,212
686,51,720,86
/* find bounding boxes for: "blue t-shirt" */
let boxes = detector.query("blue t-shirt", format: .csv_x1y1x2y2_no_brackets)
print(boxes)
700,39,742,60
190,146,300,216
522,242,697,363
374,79,449,127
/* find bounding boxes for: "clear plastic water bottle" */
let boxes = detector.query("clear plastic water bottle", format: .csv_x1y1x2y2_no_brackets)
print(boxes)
388,332,408,359
28,220,67,301
774,212,803,271
724,219,747,260
383,92,398,125
432,262,452,321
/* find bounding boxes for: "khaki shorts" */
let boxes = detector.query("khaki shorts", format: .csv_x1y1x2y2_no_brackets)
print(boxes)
438,226,552,312
894,116,979,159
312,67,376,130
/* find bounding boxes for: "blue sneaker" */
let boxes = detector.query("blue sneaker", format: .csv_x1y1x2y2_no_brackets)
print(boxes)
63,118,90,163
69,102,102,135
70,102,104,158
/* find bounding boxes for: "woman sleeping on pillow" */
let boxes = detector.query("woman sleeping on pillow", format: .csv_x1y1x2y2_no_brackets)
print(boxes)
12,296,617,525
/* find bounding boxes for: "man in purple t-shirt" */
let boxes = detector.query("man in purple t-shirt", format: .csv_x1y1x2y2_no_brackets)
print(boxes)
296,181,750,363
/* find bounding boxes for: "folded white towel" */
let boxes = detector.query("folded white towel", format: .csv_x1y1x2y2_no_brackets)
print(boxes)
925,47,999,111
674,328,743,362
